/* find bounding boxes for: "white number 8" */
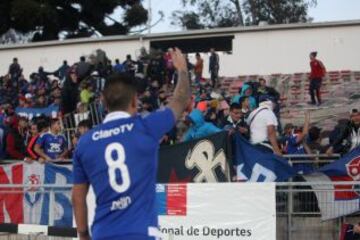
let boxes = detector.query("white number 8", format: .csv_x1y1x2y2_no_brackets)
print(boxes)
105,143,131,193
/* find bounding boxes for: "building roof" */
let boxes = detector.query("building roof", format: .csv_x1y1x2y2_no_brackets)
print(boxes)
1,19,360,50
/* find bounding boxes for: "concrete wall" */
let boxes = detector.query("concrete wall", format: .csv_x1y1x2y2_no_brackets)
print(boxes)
0,21,359,78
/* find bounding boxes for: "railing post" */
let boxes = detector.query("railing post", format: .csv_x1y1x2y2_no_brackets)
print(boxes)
287,157,293,240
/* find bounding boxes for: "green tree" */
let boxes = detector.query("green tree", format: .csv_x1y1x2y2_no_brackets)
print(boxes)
0,0,148,42
172,0,316,30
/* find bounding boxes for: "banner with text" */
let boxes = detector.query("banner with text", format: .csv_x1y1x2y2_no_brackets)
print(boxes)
157,183,276,240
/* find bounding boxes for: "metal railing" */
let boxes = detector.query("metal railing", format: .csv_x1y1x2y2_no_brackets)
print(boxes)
0,181,359,240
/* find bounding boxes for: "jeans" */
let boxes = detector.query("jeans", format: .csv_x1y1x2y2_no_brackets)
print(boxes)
309,78,322,104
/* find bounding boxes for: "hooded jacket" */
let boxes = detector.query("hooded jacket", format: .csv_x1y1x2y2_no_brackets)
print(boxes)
183,109,221,142
231,84,257,110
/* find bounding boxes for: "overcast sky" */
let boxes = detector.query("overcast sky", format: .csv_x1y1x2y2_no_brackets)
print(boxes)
139,0,360,33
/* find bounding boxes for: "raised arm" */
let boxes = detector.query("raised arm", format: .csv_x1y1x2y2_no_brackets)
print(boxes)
167,48,191,120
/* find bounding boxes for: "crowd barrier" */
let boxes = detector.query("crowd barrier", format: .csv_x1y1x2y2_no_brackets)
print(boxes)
0,181,358,240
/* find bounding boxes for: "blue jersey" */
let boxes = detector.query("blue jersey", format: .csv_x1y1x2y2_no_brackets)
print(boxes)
36,132,67,159
73,108,175,240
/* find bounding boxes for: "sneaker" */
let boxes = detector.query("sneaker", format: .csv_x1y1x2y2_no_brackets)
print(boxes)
307,101,316,105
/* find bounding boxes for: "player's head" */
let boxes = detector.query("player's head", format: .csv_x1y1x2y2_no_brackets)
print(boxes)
102,73,137,114
50,118,61,134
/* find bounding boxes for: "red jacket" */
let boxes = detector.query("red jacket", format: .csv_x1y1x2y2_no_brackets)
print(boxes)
310,59,326,79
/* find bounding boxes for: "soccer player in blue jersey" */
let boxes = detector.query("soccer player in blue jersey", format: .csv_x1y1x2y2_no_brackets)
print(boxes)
34,118,68,162
72,48,191,240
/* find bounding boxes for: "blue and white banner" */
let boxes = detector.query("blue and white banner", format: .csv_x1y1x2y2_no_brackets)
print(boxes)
304,147,360,220
234,134,296,182
0,162,72,227
15,105,59,120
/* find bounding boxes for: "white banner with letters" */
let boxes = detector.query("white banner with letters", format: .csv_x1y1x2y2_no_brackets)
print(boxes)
86,183,276,240
157,183,276,240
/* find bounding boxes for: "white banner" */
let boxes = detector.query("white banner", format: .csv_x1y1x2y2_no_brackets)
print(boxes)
86,183,276,240
158,183,276,240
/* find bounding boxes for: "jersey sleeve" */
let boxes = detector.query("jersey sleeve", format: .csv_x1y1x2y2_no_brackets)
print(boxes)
143,107,176,140
72,147,89,184
35,134,46,147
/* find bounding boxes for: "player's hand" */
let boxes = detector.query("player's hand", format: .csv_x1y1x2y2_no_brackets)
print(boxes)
170,48,187,72
38,158,47,164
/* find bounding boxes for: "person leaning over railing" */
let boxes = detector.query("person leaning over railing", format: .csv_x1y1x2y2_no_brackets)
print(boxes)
34,118,69,163
326,108,360,156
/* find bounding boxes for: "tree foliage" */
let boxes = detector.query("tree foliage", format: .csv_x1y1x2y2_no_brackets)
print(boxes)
0,0,148,42
172,0,317,30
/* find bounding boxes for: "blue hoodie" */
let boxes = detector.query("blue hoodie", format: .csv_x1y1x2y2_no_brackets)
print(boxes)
183,109,222,142
231,84,257,110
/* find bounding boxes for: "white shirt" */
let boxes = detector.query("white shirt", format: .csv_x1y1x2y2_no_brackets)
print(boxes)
247,106,278,144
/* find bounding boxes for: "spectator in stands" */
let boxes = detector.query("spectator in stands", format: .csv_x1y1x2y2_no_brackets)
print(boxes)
8,58,22,86
326,109,360,155
62,67,79,114
209,48,219,88
113,59,124,73
221,103,249,139
77,56,93,81
5,116,28,160
34,118,68,162
77,119,92,136
80,82,94,106
309,51,326,106
26,117,49,162
182,109,221,142
232,84,257,110
164,49,175,86
55,60,70,83
283,112,310,154
247,96,282,156
123,54,137,76
239,96,251,119
306,126,326,153
194,53,204,85
33,95,47,108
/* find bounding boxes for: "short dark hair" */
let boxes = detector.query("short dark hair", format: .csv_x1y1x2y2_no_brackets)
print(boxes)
78,119,92,129
310,51,317,57
103,73,137,111
63,60,67,65
50,118,60,126
230,103,241,111
13,57,18,62
80,56,86,62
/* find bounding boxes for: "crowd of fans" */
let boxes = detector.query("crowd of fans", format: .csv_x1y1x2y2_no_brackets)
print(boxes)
0,48,359,166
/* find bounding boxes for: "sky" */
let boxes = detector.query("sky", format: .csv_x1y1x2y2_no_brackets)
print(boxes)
138,0,360,34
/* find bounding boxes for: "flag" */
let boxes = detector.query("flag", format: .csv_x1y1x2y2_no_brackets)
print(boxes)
234,134,296,182
0,162,73,227
157,132,231,183
304,147,360,220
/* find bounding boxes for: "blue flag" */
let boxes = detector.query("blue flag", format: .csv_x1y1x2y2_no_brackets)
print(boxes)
303,147,360,220
234,134,296,182
15,105,59,120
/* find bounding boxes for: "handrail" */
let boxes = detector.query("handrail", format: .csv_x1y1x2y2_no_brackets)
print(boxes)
0,181,357,188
